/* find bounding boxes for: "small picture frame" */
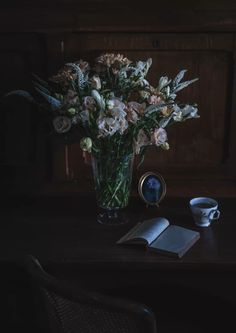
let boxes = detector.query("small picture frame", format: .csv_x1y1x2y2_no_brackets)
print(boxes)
138,171,166,207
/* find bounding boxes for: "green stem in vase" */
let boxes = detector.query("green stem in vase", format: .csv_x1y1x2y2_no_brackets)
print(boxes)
91,150,134,210
106,179,124,207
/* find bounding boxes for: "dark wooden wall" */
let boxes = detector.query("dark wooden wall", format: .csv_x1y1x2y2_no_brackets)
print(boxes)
1,0,236,197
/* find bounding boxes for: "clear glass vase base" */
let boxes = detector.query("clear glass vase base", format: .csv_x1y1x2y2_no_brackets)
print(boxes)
97,209,129,225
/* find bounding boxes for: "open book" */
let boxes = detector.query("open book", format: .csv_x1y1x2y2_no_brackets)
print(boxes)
117,217,200,258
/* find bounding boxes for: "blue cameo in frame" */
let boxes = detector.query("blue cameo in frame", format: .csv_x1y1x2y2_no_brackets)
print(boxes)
138,172,166,206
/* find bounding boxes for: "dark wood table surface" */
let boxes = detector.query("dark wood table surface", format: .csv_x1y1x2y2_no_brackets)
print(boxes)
1,194,235,266
1,194,236,332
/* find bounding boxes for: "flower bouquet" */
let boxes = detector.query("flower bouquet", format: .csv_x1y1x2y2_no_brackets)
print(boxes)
32,53,199,223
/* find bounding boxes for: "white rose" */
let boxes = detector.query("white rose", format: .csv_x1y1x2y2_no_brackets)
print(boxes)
151,128,168,146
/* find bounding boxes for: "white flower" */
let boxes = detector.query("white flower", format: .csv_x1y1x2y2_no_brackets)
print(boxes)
107,100,115,110
151,128,168,146
173,78,199,93
91,90,105,110
97,117,113,136
97,115,128,137
134,129,150,154
147,58,152,69
158,76,172,90
110,107,127,119
97,97,129,137
97,117,117,137
83,96,96,111
90,75,101,90
53,116,71,134
107,98,125,111
182,105,199,119
135,58,152,76
165,86,170,97
147,95,163,105
109,99,126,119
172,104,199,122
173,112,183,122
79,110,89,124
172,105,183,122
136,61,147,72
140,79,150,87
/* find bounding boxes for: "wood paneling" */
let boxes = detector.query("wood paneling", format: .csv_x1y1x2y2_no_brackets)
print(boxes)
1,1,236,33
0,4,236,195
0,34,46,94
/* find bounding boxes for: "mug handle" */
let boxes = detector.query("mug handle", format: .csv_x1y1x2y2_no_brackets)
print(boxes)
208,209,220,220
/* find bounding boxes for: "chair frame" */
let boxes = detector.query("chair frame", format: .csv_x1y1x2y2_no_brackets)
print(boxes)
25,255,157,333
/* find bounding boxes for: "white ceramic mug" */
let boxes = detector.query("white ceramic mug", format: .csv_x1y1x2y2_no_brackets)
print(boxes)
189,197,220,227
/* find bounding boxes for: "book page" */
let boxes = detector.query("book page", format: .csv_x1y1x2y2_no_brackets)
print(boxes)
149,225,200,258
117,217,169,245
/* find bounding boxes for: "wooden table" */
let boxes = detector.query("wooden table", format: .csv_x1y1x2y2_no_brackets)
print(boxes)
1,194,236,332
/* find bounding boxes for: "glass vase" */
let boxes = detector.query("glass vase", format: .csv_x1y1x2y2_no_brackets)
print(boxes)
91,150,134,225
